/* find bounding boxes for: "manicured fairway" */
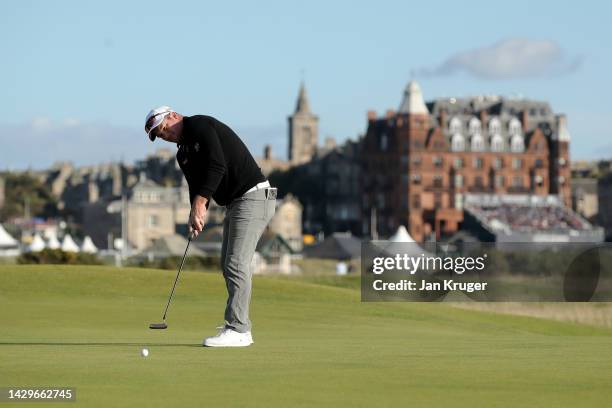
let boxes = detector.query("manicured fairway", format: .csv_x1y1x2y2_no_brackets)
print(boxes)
1,265,611,407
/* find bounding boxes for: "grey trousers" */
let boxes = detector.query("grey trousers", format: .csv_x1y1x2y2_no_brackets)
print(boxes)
220,187,276,333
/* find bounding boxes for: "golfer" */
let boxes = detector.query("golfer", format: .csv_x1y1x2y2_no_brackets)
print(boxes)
144,106,276,347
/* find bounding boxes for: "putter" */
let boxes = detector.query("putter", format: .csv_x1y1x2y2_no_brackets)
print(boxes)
149,232,193,330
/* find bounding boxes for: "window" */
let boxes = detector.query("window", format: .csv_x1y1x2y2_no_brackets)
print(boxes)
433,156,443,167
471,134,485,151
454,174,464,188
512,158,523,169
509,118,522,136
468,117,482,134
489,117,501,134
490,134,504,152
474,176,484,187
510,135,524,152
148,214,159,227
493,157,503,169
452,133,465,151
380,133,388,151
513,176,523,187
412,194,421,209
433,175,443,188
411,174,422,184
434,192,442,208
454,157,464,169
495,175,505,188
535,159,544,168
449,117,462,134
401,155,409,171
412,156,422,167
534,175,543,186
473,157,483,169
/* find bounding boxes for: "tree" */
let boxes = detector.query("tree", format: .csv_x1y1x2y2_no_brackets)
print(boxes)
0,172,58,221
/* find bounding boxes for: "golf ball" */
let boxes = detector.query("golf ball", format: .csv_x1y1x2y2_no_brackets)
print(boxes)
141,348,149,357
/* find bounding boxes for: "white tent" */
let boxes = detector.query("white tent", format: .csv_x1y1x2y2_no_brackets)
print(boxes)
28,234,46,252
0,224,19,247
47,234,60,249
61,234,80,252
383,225,433,259
80,236,98,253
389,225,416,243
0,224,20,256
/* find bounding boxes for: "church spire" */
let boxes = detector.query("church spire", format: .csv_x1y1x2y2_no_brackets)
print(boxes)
295,81,311,113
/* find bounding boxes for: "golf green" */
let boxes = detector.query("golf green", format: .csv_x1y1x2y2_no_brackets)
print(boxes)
1,265,611,407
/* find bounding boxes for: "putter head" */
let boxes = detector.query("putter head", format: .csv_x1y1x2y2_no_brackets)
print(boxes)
149,322,168,330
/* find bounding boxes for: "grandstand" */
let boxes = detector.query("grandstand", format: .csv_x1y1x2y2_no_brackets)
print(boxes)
462,194,604,243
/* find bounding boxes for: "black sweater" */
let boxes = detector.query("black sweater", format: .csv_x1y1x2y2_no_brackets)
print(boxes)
176,115,265,206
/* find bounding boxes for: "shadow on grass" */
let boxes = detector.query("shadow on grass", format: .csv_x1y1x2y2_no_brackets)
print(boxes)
0,342,201,347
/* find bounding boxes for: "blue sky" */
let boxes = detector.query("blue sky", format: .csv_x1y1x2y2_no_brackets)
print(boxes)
1,0,611,169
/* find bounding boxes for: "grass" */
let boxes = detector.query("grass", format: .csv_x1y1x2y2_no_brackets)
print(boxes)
1,264,612,407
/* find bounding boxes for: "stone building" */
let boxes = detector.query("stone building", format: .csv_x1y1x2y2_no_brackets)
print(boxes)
598,173,612,241
270,139,362,237
361,81,572,241
288,82,319,165
256,144,290,176
267,194,303,251
572,178,598,221
124,174,191,250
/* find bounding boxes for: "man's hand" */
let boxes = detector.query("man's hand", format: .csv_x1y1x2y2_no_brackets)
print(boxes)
188,195,208,238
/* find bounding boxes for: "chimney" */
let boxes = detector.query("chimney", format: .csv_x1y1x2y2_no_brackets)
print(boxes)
439,109,447,129
555,114,571,142
367,110,377,121
479,110,488,128
88,181,99,203
385,109,396,119
324,137,336,151
521,110,529,133
264,145,272,160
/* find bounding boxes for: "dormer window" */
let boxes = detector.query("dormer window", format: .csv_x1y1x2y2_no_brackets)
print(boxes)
471,134,485,152
449,117,462,134
468,117,481,134
509,117,522,136
510,134,524,153
489,117,501,134
490,134,504,152
451,133,465,151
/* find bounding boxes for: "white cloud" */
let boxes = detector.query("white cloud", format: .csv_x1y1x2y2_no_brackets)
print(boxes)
0,118,159,171
0,118,287,171
419,38,583,80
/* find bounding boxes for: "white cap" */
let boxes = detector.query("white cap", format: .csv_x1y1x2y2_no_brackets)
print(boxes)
144,106,174,141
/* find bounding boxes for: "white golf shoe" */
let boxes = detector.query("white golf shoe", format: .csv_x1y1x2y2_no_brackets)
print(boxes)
203,327,253,347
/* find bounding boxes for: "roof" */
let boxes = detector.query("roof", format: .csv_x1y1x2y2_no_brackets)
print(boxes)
389,225,415,243
398,81,429,114
303,232,361,260
0,224,18,248
141,234,207,257
295,82,311,114
256,232,295,256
